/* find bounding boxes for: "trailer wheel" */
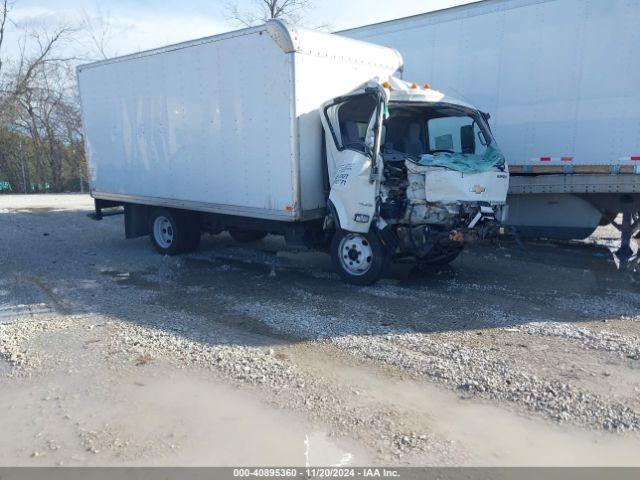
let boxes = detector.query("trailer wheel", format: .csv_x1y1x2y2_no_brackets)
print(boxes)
331,229,387,285
149,209,191,255
228,228,267,243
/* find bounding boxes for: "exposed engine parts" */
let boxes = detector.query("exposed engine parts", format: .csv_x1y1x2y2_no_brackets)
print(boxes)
380,149,408,220
378,148,502,258
380,149,461,228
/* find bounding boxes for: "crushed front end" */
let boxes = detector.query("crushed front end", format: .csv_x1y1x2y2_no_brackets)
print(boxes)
376,92,509,264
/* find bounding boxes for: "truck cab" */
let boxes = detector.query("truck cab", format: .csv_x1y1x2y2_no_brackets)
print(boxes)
321,77,509,284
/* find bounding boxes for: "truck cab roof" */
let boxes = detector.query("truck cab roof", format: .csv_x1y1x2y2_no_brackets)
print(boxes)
383,76,477,111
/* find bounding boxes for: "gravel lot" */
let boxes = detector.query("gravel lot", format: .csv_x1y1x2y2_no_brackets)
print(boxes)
1,193,640,466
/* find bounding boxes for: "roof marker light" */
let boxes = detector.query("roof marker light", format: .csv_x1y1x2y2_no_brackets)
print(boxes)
411,82,419,89
423,83,431,89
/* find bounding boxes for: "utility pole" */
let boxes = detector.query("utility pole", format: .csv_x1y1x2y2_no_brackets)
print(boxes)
19,141,28,193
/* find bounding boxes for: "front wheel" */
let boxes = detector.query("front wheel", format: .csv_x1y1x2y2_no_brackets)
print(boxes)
330,229,387,285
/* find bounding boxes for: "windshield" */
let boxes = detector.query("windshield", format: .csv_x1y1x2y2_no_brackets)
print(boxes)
383,102,494,157
382,102,504,173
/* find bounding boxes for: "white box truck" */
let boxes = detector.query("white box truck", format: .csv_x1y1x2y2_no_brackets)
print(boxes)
78,20,509,284
341,0,640,265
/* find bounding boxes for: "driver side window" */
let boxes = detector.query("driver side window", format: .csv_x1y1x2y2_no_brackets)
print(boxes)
336,95,377,151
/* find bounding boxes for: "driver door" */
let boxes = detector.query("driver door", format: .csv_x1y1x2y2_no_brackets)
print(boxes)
320,82,386,233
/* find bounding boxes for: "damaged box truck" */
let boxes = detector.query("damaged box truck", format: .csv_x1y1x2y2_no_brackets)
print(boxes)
78,20,509,285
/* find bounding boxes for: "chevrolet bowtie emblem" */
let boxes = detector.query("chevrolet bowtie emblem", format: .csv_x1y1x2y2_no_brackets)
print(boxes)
471,185,486,194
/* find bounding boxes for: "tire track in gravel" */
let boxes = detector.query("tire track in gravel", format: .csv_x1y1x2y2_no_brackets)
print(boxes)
518,322,640,360
220,289,640,432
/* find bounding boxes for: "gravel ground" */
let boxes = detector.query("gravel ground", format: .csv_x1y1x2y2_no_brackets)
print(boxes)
1,193,640,466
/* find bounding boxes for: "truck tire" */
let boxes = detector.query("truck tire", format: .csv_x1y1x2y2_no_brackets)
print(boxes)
331,229,387,285
228,228,267,243
149,209,193,255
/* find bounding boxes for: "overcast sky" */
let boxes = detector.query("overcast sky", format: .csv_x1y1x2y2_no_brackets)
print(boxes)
5,0,479,59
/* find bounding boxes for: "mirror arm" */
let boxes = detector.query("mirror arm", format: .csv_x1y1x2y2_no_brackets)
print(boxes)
369,105,385,183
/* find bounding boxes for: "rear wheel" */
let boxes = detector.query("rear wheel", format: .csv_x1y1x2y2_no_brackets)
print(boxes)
228,228,267,243
149,209,199,255
331,229,387,285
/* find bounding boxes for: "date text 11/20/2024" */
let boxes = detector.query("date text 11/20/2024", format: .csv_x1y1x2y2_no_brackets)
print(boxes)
232,468,400,478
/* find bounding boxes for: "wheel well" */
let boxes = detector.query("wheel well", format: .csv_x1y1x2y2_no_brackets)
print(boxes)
326,199,341,230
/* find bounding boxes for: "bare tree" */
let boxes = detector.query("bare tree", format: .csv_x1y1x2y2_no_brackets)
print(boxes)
0,3,85,193
224,0,315,27
78,8,116,61
0,0,9,75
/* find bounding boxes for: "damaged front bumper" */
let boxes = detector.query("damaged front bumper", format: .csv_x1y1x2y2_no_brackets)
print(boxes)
392,204,505,259
448,204,505,242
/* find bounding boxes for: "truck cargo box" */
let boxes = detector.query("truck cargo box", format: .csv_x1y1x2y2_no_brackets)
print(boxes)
78,21,402,222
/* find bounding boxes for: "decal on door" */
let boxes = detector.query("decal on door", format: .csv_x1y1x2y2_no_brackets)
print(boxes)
333,163,354,188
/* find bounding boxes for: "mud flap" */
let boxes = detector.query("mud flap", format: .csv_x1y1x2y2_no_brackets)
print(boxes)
124,204,150,239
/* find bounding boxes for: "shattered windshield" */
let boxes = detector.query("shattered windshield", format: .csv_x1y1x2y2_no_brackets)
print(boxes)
384,103,505,173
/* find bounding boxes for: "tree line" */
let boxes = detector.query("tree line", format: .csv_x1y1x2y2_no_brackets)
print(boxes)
0,1,87,193
0,0,317,194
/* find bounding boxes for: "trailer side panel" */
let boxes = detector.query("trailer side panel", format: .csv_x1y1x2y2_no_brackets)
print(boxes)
341,0,640,170
79,28,298,221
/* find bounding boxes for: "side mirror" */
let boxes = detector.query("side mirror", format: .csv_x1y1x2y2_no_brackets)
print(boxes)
460,125,475,154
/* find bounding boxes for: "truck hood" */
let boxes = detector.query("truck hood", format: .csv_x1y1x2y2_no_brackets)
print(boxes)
407,161,509,204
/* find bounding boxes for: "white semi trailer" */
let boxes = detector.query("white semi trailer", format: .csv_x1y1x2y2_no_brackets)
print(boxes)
78,21,509,284
341,0,640,265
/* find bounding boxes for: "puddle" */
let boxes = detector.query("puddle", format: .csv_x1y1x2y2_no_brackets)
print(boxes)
0,366,369,466
104,373,365,466
100,268,159,289
293,345,640,467
14,207,57,214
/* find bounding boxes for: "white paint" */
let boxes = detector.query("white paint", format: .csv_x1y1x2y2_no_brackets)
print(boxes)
78,21,402,222
341,0,640,169
422,168,509,204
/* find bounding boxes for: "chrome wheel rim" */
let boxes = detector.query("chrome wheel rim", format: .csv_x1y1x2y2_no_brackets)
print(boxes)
153,216,174,249
339,233,373,276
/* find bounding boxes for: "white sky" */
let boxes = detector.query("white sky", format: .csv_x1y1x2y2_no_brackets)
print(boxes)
4,0,480,60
